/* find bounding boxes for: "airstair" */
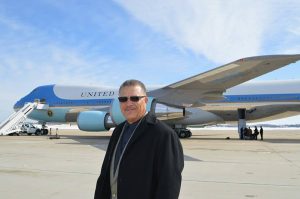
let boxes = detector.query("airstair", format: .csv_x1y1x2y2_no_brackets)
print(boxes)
0,102,38,135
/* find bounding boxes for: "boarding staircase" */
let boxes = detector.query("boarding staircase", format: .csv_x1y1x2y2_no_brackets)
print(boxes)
0,102,38,135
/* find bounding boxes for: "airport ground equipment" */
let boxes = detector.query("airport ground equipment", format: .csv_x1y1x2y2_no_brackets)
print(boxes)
0,102,38,135
49,128,60,139
20,123,42,136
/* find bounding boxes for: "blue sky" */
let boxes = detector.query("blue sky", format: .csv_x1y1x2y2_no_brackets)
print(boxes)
1,0,300,123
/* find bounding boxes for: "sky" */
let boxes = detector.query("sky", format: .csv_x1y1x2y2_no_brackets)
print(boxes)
1,0,300,124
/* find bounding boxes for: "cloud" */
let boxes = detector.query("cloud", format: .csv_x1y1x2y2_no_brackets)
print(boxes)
0,15,29,31
0,13,121,86
114,0,300,64
0,40,111,86
286,15,300,36
0,12,123,120
114,0,274,63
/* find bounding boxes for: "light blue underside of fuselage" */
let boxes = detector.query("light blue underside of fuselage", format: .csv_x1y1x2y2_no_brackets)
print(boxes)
28,108,70,122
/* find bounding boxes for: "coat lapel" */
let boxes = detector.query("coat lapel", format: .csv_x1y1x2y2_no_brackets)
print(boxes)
107,122,125,162
124,113,156,150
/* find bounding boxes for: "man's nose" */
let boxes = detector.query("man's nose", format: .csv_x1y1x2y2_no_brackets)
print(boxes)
126,100,135,105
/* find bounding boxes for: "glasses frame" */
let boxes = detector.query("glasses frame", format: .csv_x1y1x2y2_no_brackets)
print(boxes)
118,96,146,103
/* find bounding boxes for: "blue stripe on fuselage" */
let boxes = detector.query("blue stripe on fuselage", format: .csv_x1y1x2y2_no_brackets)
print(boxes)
13,85,114,110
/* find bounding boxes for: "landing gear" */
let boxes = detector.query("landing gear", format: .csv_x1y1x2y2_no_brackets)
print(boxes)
41,122,48,135
8,132,20,136
238,108,246,140
174,128,192,138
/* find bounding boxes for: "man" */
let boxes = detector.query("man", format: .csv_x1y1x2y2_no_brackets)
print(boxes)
94,79,184,199
259,126,264,140
248,127,253,140
254,126,259,140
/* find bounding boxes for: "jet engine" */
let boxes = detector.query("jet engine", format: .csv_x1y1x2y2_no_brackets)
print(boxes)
77,111,111,131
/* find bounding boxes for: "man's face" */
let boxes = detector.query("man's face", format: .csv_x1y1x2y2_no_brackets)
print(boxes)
119,85,148,124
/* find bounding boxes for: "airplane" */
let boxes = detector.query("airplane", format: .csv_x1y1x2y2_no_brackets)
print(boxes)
13,54,300,138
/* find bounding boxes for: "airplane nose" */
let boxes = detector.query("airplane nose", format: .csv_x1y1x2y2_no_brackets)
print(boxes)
13,100,22,111
13,102,18,110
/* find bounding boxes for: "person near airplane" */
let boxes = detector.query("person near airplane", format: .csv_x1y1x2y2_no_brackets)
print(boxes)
259,126,264,140
254,126,259,140
94,79,184,199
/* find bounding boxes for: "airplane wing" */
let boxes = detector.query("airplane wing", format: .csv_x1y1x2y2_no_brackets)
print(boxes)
149,54,300,107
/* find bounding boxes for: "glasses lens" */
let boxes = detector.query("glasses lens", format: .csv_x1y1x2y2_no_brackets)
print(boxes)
118,96,145,102
118,97,128,102
130,96,140,102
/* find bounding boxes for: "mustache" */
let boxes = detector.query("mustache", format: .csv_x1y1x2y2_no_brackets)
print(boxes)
124,105,136,110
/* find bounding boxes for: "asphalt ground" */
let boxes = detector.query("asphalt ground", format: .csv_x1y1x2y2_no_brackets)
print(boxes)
0,129,299,199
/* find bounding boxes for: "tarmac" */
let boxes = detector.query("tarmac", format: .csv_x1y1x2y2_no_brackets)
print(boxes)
0,128,299,199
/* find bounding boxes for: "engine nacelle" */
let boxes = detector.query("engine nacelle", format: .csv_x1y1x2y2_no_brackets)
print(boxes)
77,111,111,131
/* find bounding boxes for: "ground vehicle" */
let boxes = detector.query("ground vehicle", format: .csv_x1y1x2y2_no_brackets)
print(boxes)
6,123,48,136
174,128,192,138
20,123,42,135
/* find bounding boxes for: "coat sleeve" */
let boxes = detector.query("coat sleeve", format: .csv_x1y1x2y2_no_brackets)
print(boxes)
154,127,184,199
94,125,123,199
94,134,114,199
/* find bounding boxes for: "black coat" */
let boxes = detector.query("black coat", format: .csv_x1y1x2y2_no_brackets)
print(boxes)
94,113,184,199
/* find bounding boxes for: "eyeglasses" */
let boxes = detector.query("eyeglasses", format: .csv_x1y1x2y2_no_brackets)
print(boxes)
118,96,146,103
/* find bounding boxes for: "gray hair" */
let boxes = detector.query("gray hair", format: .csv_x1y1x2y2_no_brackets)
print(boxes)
119,79,147,95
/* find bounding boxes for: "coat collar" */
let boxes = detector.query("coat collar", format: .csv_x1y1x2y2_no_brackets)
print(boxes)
111,113,157,153
123,112,156,150
125,112,156,126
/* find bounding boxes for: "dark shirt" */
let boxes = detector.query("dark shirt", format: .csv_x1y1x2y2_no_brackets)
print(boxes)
114,121,139,173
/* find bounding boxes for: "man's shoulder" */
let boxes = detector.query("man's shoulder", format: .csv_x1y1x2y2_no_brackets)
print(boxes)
145,113,177,137
153,119,173,131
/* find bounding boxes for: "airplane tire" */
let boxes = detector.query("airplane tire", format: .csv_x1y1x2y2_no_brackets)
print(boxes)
179,131,186,138
184,131,189,138
9,133,19,136
35,130,41,136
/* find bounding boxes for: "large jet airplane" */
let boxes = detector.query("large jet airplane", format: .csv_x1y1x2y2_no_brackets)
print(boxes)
13,54,300,138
